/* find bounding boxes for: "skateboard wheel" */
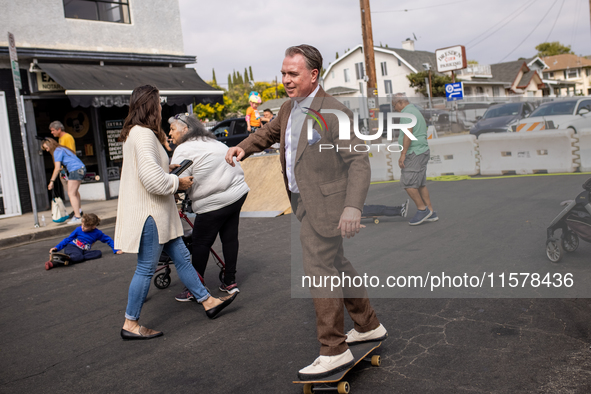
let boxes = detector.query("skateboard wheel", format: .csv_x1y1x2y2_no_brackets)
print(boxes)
371,355,381,366
374,218,379,224
154,272,171,289
303,383,313,394
337,381,350,394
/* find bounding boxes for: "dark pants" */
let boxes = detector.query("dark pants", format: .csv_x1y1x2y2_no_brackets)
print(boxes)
192,193,247,285
64,244,102,264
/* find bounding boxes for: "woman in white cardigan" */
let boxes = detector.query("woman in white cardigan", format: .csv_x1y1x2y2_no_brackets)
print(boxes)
115,85,237,340
168,113,249,299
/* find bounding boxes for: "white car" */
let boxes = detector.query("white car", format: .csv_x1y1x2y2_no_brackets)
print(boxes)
516,98,591,132
568,111,591,132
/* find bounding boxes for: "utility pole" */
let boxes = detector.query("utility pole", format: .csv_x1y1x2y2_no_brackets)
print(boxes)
359,0,379,137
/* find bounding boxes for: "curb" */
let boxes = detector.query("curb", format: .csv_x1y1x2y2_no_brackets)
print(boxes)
0,216,117,250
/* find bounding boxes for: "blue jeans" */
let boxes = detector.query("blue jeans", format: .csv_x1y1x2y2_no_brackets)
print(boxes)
125,216,210,320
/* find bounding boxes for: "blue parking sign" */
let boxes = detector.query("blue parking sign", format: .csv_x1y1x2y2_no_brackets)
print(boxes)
445,82,464,101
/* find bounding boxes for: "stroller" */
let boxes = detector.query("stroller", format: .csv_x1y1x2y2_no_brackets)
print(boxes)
153,193,226,289
545,177,591,262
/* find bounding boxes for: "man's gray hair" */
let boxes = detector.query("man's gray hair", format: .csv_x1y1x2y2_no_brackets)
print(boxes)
285,44,323,73
392,93,410,105
49,120,64,131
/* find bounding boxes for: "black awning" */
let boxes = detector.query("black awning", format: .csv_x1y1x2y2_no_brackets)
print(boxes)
38,63,223,108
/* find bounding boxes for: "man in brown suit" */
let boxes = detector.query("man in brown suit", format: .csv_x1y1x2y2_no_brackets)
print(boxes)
226,44,387,380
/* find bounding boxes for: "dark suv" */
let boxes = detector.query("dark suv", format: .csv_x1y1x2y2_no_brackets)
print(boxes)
211,118,249,147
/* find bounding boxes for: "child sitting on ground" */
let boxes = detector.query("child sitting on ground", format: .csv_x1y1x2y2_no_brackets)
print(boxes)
45,213,122,270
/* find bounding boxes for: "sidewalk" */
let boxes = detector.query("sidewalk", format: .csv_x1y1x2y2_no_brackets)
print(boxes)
0,199,119,250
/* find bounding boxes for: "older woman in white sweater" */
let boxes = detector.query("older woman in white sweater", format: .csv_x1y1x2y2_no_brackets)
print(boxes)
169,113,249,299
115,85,237,340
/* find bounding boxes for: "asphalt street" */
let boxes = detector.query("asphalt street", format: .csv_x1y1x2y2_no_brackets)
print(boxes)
2,174,591,393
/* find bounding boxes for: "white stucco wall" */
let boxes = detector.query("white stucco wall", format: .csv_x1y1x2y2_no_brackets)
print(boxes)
0,0,184,55
323,47,421,100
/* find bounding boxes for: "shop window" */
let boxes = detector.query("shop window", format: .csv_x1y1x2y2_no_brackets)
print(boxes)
63,0,131,24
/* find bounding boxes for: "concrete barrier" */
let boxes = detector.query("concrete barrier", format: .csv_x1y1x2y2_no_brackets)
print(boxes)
479,129,579,175
367,144,394,182
426,135,479,177
578,129,591,172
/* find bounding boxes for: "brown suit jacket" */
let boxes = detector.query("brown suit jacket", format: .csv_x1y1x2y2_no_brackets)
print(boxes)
237,87,370,238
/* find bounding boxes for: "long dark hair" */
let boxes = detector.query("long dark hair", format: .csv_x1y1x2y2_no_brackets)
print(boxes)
119,85,166,145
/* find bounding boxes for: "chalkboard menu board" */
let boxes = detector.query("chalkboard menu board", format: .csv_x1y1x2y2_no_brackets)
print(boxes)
106,120,123,161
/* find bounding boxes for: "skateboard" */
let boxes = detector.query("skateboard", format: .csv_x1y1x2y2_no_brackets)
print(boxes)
361,216,382,225
50,252,71,266
293,341,382,394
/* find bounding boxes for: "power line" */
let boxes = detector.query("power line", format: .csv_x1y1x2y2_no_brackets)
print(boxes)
467,0,538,49
372,0,474,13
498,0,560,62
544,0,566,42
465,0,535,46
570,0,583,47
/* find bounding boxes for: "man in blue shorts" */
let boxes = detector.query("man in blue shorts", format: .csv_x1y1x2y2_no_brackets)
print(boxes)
394,93,438,225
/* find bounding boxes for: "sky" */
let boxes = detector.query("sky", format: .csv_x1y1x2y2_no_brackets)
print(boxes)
178,0,591,87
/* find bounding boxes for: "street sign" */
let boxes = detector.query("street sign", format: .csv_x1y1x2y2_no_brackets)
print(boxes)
7,32,22,89
445,82,464,101
435,45,467,73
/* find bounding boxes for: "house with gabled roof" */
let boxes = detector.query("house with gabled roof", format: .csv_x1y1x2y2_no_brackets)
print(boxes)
456,57,548,98
322,40,437,103
541,54,591,96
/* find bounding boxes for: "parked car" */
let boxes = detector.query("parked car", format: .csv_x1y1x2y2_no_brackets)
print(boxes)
211,117,249,147
567,111,591,133
431,102,497,133
516,98,591,132
470,102,535,138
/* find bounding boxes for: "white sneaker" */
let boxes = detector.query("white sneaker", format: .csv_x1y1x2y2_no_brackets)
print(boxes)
346,323,388,345
401,199,409,218
297,349,354,380
67,216,82,224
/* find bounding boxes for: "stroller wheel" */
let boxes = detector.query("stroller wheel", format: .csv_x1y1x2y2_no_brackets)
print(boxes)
561,231,579,253
546,239,563,263
154,272,171,289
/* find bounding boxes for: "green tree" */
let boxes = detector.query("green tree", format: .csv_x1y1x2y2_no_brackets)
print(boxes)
335,51,339,59
468,60,479,65
249,66,254,81
244,67,250,85
536,42,573,57
227,74,232,90
406,71,454,97
212,68,217,85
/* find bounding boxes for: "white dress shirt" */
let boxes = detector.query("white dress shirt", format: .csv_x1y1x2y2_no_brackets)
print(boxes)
285,84,320,193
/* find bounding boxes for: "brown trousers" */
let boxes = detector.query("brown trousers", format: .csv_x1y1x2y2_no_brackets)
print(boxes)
297,198,380,356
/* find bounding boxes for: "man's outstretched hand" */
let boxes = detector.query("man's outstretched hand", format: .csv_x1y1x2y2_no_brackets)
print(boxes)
338,206,365,238
225,147,245,167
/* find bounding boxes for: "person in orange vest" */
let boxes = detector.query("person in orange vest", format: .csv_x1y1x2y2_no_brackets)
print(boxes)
246,91,262,133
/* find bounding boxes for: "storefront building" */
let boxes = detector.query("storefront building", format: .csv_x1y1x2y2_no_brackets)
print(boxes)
0,0,221,216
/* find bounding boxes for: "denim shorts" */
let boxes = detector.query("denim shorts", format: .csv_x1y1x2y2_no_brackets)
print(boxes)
68,167,86,181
